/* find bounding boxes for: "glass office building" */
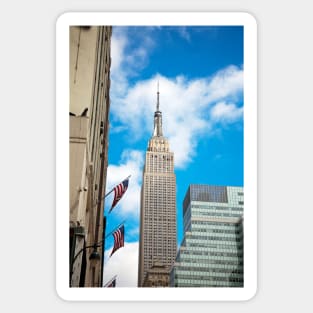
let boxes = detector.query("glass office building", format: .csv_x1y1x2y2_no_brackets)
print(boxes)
170,184,244,287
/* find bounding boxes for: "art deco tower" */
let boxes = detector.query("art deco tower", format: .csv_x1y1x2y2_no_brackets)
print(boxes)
138,86,177,287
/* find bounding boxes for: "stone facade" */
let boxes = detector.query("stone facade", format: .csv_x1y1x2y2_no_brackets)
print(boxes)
142,262,170,287
69,26,112,287
138,88,177,287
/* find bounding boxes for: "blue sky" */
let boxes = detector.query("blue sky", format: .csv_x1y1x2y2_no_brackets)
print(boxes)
102,26,243,287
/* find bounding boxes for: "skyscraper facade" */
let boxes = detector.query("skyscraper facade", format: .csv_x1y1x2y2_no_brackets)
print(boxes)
170,184,244,287
69,26,112,287
138,87,177,287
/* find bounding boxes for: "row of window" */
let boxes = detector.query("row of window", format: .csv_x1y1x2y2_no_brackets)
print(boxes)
187,233,241,242
175,267,243,276
189,220,243,228
173,273,243,281
180,257,243,266
179,248,243,257
191,227,242,235
183,245,243,255
186,235,243,243
191,211,242,219
180,250,243,259
178,255,243,266
173,279,243,287
191,204,243,212
171,280,244,286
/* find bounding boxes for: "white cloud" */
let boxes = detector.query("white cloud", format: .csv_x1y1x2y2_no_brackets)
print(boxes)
110,29,129,99
110,31,127,73
210,101,243,123
103,241,138,287
206,65,244,103
105,150,143,218
110,27,156,100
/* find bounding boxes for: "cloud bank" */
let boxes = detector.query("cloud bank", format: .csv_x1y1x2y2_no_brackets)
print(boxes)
103,241,139,287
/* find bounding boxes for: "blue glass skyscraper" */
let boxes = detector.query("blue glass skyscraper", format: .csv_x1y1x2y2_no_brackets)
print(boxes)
170,184,244,287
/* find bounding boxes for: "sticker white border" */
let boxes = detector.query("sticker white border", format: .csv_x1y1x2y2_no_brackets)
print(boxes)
56,12,257,301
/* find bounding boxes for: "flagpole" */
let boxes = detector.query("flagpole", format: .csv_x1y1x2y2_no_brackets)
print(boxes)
105,220,126,239
101,175,129,286
85,175,131,219
103,175,131,200
101,220,125,284
104,275,117,287
97,175,129,286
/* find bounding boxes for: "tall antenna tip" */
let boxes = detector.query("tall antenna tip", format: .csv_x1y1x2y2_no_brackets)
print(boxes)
156,80,160,111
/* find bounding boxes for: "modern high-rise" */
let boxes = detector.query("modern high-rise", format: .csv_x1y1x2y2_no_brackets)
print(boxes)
138,87,177,287
69,26,112,287
170,184,244,287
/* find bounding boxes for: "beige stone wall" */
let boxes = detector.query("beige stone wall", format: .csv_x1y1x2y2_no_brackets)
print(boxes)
70,26,98,116
69,26,112,287
69,116,89,226
142,263,169,287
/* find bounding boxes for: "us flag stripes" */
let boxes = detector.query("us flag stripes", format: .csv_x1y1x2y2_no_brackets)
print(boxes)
109,177,129,213
110,225,124,257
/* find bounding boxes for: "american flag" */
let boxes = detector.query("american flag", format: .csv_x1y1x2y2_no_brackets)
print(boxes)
110,225,125,257
109,177,129,213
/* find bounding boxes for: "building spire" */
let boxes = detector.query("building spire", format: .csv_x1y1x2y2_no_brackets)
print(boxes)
156,80,160,111
153,81,163,137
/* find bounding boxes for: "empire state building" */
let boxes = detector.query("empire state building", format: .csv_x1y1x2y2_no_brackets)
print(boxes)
138,86,177,287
